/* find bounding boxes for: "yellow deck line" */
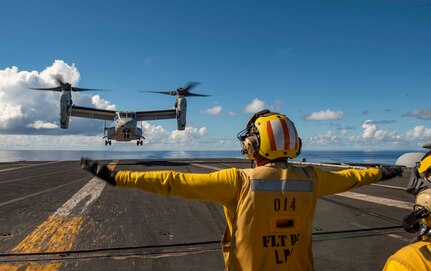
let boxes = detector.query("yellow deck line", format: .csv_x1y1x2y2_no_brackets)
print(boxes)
1,160,118,270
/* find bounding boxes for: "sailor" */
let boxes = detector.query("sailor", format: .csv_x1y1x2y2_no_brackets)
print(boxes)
383,151,431,271
81,109,403,271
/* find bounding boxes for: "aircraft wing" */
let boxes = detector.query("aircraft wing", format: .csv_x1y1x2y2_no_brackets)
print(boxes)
71,105,116,121
136,109,177,121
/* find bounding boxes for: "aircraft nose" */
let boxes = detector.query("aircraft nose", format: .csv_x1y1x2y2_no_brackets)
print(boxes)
120,119,135,128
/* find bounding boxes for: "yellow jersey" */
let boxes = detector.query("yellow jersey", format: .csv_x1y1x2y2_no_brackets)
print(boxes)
115,162,381,270
383,236,431,271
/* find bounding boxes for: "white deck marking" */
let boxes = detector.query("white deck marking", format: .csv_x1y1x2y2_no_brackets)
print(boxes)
336,191,414,210
0,168,77,184
53,160,119,216
386,233,412,243
370,183,406,191
53,177,106,216
0,161,63,173
0,179,84,207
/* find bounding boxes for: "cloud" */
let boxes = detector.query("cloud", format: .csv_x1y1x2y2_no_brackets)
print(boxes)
0,104,24,129
0,60,104,135
271,100,283,112
405,126,431,140
359,120,399,140
227,111,237,116
92,95,116,110
365,120,397,125
0,121,210,150
138,121,208,149
244,98,266,113
303,119,431,150
403,108,431,120
206,105,222,115
0,134,103,150
304,109,344,121
170,127,207,141
27,120,59,129
0,61,212,150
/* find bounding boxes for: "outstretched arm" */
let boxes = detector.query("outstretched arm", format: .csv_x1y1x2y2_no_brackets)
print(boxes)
81,157,241,206
315,165,402,196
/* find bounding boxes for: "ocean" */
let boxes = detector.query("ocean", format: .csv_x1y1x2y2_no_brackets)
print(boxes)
0,149,420,165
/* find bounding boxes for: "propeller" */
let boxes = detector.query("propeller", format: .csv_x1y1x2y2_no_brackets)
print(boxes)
142,82,210,97
30,74,106,92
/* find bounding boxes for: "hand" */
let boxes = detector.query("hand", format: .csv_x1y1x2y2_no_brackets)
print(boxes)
379,165,404,181
81,157,117,186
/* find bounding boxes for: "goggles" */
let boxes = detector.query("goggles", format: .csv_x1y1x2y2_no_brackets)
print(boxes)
418,152,431,181
406,166,431,196
421,167,431,183
403,204,430,233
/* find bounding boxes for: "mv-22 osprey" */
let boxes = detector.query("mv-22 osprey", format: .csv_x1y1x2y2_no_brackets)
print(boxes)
30,76,209,146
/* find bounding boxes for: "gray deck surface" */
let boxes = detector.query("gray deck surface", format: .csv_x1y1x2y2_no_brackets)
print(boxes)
0,159,416,270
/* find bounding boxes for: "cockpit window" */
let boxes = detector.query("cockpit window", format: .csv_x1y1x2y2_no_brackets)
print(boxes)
118,112,136,118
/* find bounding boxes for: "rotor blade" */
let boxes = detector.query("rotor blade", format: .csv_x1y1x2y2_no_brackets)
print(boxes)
51,74,65,85
183,92,210,97
72,87,109,92
183,81,200,91
29,87,62,92
140,90,177,96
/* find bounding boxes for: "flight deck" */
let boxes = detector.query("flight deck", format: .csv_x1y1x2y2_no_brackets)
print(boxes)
0,158,417,270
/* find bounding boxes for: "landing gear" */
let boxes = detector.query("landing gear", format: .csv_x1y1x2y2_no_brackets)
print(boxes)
137,140,143,146
105,140,112,146
124,129,130,139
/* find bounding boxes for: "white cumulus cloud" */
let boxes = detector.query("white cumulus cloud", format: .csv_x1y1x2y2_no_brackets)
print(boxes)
170,127,207,141
304,109,344,121
92,95,116,110
405,126,431,140
0,104,24,129
0,60,105,135
206,105,222,115
244,98,266,113
303,119,427,150
360,120,399,141
27,120,59,129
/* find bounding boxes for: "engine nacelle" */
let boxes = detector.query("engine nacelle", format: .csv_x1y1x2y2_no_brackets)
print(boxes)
59,92,72,129
176,97,187,130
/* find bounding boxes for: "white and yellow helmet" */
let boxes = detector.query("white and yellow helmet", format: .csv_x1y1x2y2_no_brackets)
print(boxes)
418,151,431,182
237,109,302,160
415,188,431,228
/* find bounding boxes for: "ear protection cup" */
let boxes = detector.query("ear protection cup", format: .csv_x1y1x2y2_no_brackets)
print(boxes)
241,135,259,160
297,137,302,156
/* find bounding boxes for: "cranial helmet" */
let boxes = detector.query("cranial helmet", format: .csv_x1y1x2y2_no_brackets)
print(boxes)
402,188,431,233
237,109,302,160
418,151,431,182
415,188,431,228
406,151,431,196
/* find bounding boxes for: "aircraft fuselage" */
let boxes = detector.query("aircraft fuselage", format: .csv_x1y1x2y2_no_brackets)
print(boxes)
105,112,143,141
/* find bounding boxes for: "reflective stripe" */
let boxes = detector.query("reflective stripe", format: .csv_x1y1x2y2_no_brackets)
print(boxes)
280,119,290,150
251,179,313,192
266,121,277,151
420,245,431,261
267,118,298,151
285,118,298,150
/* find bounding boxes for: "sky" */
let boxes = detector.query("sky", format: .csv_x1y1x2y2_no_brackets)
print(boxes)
0,0,430,151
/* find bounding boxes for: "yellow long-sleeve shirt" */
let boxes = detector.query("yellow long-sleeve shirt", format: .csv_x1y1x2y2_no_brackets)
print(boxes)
115,162,382,270
382,236,431,271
